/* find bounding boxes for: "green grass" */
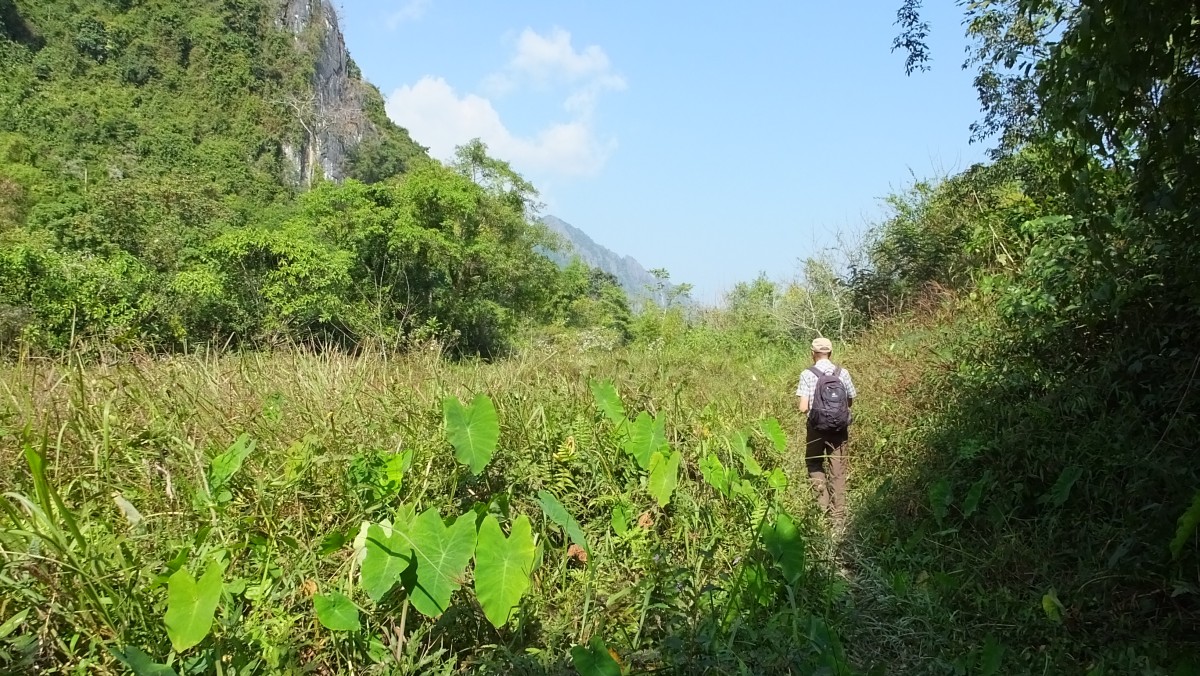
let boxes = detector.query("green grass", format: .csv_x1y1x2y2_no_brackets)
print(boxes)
2,317,1196,675
0,331,861,674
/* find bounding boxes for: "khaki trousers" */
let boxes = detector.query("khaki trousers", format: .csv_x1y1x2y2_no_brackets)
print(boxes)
805,422,849,515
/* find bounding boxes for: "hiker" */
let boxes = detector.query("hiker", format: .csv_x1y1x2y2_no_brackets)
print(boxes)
796,337,856,516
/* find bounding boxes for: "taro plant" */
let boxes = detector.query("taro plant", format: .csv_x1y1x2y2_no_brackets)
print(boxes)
443,393,499,475
164,561,224,652
332,393,546,637
590,379,681,509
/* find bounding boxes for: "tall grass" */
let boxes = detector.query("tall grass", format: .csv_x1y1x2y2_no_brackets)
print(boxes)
5,310,1193,675
0,332,860,674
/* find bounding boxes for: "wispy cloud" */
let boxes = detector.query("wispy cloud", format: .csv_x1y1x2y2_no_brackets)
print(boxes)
386,76,616,177
486,27,627,116
384,27,624,178
385,0,430,29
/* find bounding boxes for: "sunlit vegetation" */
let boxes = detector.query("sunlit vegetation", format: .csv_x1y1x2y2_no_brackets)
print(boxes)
2,0,1198,673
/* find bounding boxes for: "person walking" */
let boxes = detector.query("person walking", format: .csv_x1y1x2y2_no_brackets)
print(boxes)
796,337,857,518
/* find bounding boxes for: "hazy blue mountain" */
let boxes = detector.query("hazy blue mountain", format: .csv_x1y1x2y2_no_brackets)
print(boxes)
540,215,674,304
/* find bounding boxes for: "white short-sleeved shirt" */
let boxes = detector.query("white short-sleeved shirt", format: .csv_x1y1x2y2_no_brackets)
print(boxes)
795,358,857,400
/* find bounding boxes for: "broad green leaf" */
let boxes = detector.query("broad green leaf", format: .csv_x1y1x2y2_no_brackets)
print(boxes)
318,530,347,557
928,478,952,524
962,473,990,518
610,503,630,535
759,418,788,453
731,430,761,476
164,562,223,652
648,450,681,508
622,412,666,470
382,450,412,492
1041,588,1064,623
739,562,772,608
536,490,590,558
766,467,788,490
110,646,178,676
396,508,478,618
980,635,1004,676
208,434,254,491
1042,465,1083,508
361,523,415,602
474,515,536,628
443,394,499,475
731,477,760,505
570,635,622,676
314,592,360,631
699,453,730,496
0,608,29,640
589,379,626,426
1170,488,1200,561
762,512,805,584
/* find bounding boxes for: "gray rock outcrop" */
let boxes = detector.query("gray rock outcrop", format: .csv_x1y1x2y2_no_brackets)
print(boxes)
277,0,368,185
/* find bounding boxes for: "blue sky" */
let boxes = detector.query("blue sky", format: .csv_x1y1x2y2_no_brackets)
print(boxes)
336,1,990,304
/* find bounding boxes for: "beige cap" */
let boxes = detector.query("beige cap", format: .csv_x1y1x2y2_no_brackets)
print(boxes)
811,337,833,353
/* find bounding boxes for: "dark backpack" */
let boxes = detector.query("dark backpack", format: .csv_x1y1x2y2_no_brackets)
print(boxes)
808,365,851,432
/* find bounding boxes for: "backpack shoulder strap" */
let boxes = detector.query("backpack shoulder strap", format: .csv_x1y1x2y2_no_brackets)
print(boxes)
807,365,825,379
833,365,842,377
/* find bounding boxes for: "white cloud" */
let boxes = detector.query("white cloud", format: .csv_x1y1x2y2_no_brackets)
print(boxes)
497,27,627,115
511,28,615,84
384,28,624,179
386,0,430,29
563,73,627,115
386,76,616,177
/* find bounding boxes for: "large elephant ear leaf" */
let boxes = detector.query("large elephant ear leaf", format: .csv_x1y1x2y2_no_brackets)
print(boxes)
648,450,681,507
623,412,666,470
570,636,623,676
164,562,223,653
762,512,806,585
474,514,536,628
589,379,626,426
397,508,479,618
444,393,499,475
360,522,415,602
760,418,788,453
314,592,360,631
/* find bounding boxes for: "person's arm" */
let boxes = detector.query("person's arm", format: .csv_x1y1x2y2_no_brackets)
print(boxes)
796,371,812,414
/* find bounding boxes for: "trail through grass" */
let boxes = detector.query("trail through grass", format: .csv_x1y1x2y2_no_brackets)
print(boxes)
0,333,866,674
2,318,1194,674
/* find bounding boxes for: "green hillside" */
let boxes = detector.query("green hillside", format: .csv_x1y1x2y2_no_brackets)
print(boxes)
0,0,630,355
0,0,424,202
540,215,682,307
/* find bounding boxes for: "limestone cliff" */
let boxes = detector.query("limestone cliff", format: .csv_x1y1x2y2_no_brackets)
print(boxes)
277,0,376,185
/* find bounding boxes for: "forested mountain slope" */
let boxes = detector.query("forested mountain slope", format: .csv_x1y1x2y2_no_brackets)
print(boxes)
540,215,677,305
0,0,424,192
0,0,629,355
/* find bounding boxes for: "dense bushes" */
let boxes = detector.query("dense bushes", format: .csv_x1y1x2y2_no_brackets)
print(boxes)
825,134,1200,669
0,1,629,355
0,159,629,355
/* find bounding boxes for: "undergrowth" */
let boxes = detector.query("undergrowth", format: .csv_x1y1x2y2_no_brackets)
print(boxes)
0,331,857,675
2,308,1197,675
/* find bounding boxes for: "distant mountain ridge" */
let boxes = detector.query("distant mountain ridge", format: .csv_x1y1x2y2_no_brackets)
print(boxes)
540,215,670,303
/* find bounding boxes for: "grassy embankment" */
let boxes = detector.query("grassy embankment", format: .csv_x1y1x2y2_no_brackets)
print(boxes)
3,302,1197,675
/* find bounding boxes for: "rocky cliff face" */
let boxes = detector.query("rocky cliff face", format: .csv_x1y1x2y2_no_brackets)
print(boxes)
278,0,368,185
